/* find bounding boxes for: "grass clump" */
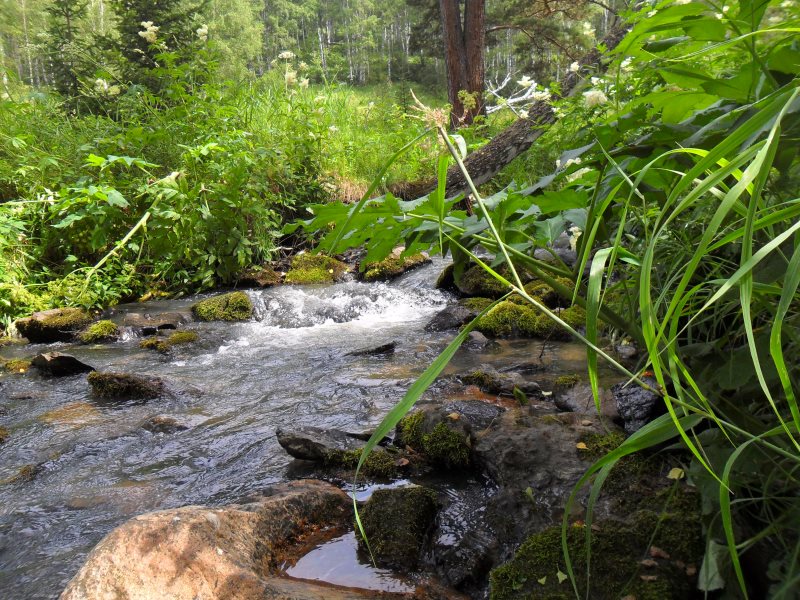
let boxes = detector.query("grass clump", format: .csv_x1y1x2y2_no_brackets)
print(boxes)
78,320,119,343
191,291,253,322
362,253,429,282
284,254,349,285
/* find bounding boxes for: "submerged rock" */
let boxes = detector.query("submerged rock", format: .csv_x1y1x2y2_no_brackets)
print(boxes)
361,252,430,282
612,377,663,433
191,291,254,322
140,330,199,353
284,253,349,285
78,320,120,344
357,486,439,570
59,480,376,600
459,364,541,399
15,308,93,343
424,303,477,332
31,352,95,377
87,371,165,402
236,266,282,288
123,312,189,335
140,415,189,434
346,341,396,356
0,426,8,444
554,382,619,420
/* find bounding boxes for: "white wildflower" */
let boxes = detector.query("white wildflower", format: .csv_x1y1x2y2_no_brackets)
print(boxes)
299,77,309,89
648,10,657,17
569,61,580,73
591,76,602,86
723,5,731,11
583,89,608,108
298,61,309,71
566,167,591,183
531,89,551,102
519,110,529,119
781,0,794,7
555,159,561,169
517,75,534,88
582,22,595,37
674,0,691,4
314,95,326,103
138,21,159,44
553,106,565,119
285,70,297,86
278,50,295,60
620,57,633,71
715,12,723,19
328,125,338,133
94,78,109,93
196,24,208,42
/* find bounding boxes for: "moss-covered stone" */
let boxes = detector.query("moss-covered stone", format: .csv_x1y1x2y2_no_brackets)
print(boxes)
489,502,703,600
475,301,587,340
191,291,253,322
330,448,399,478
87,371,164,401
397,411,471,468
0,336,25,347
531,306,587,340
2,358,31,373
362,253,430,282
0,426,9,444
459,297,494,313
140,330,199,353
435,263,456,290
357,486,439,569
456,265,509,298
284,253,349,285
78,320,120,344
15,307,93,343
236,266,282,288
554,374,581,388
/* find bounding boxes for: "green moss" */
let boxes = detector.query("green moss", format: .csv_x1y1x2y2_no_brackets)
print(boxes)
87,371,163,400
236,266,282,287
461,368,498,390
41,308,92,330
362,253,429,282
397,412,471,468
140,330,199,353
137,289,173,302
15,307,93,343
139,337,170,353
191,291,253,322
284,253,349,285
579,431,626,459
332,448,399,478
0,426,9,444
531,305,587,340
475,301,540,338
0,336,24,347
490,503,702,600
78,320,119,343
357,486,439,569
167,331,198,345
457,265,509,298
554,374,581,388
459,297,493,312
397,411,425,449
3,358,31,373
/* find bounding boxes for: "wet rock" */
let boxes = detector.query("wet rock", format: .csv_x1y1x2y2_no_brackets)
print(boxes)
39,402,102,428
141,416,189,434
4,463,42,484
276,426,401,478
236,266,281,288
60,480,382,600
474,300,586,340
459,364,542,398
346,341,396,356
87,371,165,402
455,265,508,298
361,251,430,282
32,352,95,377
140,330,199,353
284,253,350,285
434,263,457,292
357,486,439,570
441,400,504,432
191,291,253,322
0,336,27,347
424,304,476,332
77,320,120,344
554,383,619,420
122,312,189,335
396,406,473,469
612,377,663,433
533,245,577,267
0,426,8,444
2,358,32,373
15,308,93,343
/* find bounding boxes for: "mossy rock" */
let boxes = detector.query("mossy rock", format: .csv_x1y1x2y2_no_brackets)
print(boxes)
2,358,32,373
357,486,439,569
328,448,400,478
508,277,575,309
236,266,282,288
459,297,494,313
78,320,120,344
284,254,349,285
140,330,199,353
455,265,509,299
0,336,25,347
489,503,703,599
554,374,581,389
191,291,253,322
0,426,9,444
87,371,164,402
435,263,456,291
475,301,586,340
361,253,430,282
15,308,93,343
397,410,471,468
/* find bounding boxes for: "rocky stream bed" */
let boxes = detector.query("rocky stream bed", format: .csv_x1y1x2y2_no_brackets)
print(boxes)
0,257,703,599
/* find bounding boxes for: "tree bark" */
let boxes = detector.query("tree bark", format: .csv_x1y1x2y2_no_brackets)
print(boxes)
392,23,629,200
439,0,485,128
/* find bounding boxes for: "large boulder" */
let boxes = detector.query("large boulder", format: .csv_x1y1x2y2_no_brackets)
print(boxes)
554,382,619,420
31,352,95,377
15,308,93,343
191,292,253,322
59,480,393,600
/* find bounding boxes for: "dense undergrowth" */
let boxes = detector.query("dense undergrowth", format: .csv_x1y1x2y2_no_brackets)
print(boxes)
292,1,800,597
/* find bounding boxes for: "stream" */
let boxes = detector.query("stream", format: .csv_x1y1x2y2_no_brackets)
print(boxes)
0,260,616,599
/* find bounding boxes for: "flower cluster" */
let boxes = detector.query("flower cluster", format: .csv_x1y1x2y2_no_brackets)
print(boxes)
94,78,121,97
138,21,159,44
278,50,295,60
196,24,208,42
583,89,608,108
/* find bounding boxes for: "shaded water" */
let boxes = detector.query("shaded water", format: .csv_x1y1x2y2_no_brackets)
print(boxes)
0,260,616,599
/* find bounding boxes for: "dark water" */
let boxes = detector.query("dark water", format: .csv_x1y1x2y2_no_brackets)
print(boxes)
0,261,615,599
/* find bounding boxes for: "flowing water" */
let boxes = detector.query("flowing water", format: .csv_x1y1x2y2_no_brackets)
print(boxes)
0,260,617,599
